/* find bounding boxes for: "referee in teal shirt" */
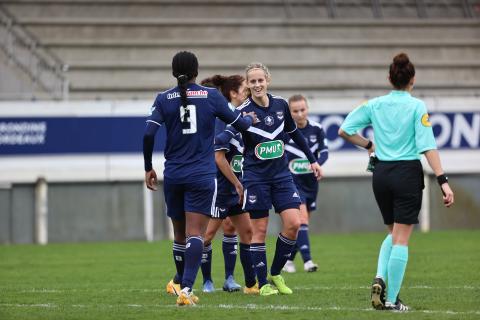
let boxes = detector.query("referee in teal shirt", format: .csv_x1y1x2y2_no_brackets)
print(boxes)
339,53,454,312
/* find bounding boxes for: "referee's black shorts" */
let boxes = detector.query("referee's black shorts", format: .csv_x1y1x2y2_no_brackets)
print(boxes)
372,160,424,225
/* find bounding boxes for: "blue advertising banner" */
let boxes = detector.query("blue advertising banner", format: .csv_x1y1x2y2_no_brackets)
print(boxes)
0,117,166,155
317,112,480,151
0,112,478,155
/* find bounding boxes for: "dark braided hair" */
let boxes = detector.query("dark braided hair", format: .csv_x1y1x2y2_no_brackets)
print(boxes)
172,51,199,109
389,53,415,90
200,74,245,102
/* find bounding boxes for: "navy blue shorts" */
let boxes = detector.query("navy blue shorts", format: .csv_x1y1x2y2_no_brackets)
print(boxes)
296,184,318,212
243,177,301,219
164,177,217,220
211,203,245,219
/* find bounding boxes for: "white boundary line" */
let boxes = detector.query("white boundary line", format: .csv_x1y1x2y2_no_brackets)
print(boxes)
0,303,479,316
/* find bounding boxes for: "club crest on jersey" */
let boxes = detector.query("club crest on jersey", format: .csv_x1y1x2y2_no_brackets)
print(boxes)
248,194,257,204
309,135,317,143
276,111,284,120
264,115,275,126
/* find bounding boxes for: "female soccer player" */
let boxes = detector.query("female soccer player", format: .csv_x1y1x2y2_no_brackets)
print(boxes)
199,74,257,294
339,53,454,311
143,51,256,306
217,62,323,296
282,94,328,273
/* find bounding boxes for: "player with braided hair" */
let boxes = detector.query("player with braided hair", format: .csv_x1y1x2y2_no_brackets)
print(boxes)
143,51,257,306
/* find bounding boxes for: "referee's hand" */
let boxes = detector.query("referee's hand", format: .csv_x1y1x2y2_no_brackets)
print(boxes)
441,183,454,207
145,169,158,191
310,162,323,181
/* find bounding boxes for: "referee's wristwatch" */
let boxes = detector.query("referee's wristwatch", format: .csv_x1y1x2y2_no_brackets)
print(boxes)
436,174,449,186
364,140,373,150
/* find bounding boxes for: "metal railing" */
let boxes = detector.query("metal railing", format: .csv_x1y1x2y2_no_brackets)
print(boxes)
0,5,69,100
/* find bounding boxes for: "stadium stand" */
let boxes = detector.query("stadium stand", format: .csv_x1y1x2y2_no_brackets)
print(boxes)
0,0,479,100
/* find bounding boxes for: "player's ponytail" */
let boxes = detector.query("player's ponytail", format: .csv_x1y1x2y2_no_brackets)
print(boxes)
172,51,199,108
389,53,415,90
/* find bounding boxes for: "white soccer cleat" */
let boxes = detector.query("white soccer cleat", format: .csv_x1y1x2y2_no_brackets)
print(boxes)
282,260,296,273
385,300,410,312
304,260,318,272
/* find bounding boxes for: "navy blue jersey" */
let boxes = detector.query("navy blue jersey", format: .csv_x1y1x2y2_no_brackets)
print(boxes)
214,118,244,203
145,83,250,183
285,120,329,195
237,94,298,184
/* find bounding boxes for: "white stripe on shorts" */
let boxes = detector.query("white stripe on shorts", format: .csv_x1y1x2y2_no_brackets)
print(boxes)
242,188,247,210
210,178,217,217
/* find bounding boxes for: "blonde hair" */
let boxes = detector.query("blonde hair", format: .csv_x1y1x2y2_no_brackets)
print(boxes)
245,62,271,80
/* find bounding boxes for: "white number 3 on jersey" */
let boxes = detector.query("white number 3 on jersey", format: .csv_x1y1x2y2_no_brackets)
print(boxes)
180,104,197,134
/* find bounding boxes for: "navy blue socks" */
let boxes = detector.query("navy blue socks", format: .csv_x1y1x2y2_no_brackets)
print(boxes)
182,236,204,289
270,233,296,276
222,234,238,279
172,241,185,284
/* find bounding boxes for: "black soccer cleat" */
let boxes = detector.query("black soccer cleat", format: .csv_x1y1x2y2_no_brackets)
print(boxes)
371,277,386,310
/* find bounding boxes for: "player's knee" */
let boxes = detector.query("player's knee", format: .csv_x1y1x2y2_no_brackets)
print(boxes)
252,225,267,241
284,218,300,239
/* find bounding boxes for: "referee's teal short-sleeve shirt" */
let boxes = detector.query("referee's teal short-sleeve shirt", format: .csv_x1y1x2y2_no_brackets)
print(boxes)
341,91,437,161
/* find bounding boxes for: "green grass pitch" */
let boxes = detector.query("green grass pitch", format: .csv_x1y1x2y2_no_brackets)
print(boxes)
1,230,479,319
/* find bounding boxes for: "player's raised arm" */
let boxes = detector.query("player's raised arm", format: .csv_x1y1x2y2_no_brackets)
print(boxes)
212,89,256,131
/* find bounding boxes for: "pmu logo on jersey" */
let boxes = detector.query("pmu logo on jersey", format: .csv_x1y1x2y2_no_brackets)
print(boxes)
264,115,274,126
289,159,313,174
248,194,257,204
230,155,243,173
276,111,284,120
421,113,432,127
255,140,284,160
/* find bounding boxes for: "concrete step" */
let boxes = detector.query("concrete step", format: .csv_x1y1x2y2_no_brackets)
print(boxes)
65,87,480,101
65,61,480,91
20,18,480,41
42,39,480,64
3,0,476,19
4,1,319,19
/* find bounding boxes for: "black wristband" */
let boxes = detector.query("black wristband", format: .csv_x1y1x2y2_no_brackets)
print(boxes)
437,174,448,186
364,140,373,150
